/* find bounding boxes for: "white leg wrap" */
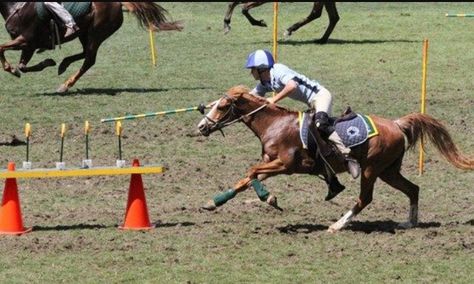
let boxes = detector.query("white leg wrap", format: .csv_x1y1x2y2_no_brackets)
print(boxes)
328,210,354,232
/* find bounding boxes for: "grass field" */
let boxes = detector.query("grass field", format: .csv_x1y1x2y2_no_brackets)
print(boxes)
0,2,472,283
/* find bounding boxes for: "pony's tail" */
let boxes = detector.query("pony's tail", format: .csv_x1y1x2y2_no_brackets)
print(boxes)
395,113,473,170
121,2,184,31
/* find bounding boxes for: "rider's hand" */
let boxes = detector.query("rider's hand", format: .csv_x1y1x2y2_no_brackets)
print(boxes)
266,97,276,104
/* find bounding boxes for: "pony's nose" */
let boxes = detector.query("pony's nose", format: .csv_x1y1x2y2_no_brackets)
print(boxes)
197,121,209,136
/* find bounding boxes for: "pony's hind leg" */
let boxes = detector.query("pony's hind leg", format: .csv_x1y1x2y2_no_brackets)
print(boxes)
379,168,419,229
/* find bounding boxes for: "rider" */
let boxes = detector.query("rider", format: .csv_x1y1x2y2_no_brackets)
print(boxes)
245,49,360,200
44,2,80,38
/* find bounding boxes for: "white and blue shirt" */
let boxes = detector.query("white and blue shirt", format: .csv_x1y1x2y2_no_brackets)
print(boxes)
251,63,322,106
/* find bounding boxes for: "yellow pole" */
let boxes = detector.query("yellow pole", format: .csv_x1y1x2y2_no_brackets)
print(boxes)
272,2,279,62
272,2,279,98
149,26,157,67
419,39,428,175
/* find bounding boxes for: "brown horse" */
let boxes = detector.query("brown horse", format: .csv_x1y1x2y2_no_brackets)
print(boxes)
197,85,473,232
224,1,339,44
0,2,183,93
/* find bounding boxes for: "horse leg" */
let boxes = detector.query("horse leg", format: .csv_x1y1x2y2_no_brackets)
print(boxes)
315,2,339,44
56,40,99,93
203,158,288,211
58,52,85,75
242,2,268,27
284,2,323,38
379,167,419,229
0,36,28,77
224,1,241,34
17,49,56,73
328,171,377,233
58,35,88,75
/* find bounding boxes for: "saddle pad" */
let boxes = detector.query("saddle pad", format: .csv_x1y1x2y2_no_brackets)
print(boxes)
334,114,379,148
36,2,92,21
298,111,311,149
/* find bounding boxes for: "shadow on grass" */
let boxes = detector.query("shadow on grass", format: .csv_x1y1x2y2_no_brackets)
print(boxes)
345,220,441,234
34,86,211,97
277,220,441,234
32,221,195,231
279,38,419,46
154,221,195,228
277,223,327,234
32,223,111,231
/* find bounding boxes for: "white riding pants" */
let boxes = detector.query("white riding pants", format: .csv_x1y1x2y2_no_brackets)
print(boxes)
44,2,76,27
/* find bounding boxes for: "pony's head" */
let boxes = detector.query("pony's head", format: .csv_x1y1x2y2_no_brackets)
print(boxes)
197,85,267,136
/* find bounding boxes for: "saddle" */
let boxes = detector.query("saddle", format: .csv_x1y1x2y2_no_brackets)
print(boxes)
35,2,92,22
299,106,378,158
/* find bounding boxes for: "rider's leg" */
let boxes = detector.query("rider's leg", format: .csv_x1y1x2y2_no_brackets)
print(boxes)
44,2,79,37
311,87,360,179
328,131,360,179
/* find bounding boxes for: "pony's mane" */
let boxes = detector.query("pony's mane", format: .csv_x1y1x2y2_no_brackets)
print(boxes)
227,85,300,114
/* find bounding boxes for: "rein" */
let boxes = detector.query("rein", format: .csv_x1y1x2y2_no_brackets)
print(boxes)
204,95,267,136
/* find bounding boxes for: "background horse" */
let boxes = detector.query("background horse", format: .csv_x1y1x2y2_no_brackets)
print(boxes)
0,2,183,93
197,85,473,233
224,1,339,43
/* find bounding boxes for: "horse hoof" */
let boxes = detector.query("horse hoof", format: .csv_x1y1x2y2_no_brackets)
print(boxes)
11,68,21,78
266,195,283,211
223,26,231,34
327,226,338,233
283,30,292,38
201,200,217,211
259,20,267,27
56,84,69,93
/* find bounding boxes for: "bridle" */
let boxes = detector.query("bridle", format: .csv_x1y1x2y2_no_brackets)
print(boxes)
202,94,267,136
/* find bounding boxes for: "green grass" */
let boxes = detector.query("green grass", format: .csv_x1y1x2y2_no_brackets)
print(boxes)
0,2,473,283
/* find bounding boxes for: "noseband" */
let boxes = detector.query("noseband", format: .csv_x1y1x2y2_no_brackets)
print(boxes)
203,94,267,135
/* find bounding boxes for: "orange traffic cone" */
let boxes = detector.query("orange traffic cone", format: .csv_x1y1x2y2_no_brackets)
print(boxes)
0,162,32,235
119,159,154,230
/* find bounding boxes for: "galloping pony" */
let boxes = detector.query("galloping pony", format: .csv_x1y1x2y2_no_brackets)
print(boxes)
224,1,339,44
197,85,473,232
0,2,183,92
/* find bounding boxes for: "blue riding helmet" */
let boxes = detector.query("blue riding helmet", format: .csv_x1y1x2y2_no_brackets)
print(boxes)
245,49,274,69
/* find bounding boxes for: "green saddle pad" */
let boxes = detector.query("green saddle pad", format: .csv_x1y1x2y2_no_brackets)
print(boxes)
35,2,92,21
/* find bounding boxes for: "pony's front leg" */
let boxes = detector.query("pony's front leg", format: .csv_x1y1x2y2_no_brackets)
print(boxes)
0,36,27,77
202,159,288,211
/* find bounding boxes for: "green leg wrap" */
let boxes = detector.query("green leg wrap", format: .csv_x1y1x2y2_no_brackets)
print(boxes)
213,189,237,207
250,179,270,202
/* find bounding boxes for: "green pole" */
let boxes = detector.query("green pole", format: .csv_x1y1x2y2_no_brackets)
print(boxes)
101,104,207,123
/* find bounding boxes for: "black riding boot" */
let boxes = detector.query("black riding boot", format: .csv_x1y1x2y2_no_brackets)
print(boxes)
325,176,346,201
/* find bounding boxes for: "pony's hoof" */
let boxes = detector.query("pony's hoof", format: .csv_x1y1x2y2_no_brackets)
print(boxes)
266,195,283,211
224,26,230,34
283,30,292,38
56,84,69,93
11,68,21,78
327,226,338,233
201,200,217,211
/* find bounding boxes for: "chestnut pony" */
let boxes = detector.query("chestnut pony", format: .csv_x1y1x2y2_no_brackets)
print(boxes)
197,85,473,233
0,2,183,92
223,1,339,44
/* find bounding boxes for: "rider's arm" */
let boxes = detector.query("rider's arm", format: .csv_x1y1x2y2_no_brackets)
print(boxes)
267,79,297,104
